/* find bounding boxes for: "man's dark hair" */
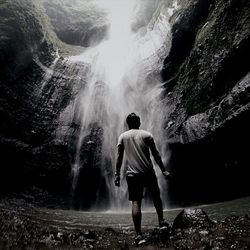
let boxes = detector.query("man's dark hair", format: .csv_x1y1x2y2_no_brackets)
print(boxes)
126,113,140,129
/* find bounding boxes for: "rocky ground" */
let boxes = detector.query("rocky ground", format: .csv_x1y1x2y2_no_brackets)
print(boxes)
0,196,249,250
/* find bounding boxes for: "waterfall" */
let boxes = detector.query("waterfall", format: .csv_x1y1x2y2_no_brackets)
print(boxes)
57,0,179,210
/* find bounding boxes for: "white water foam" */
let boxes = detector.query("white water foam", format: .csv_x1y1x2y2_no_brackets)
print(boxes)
64,0,179,210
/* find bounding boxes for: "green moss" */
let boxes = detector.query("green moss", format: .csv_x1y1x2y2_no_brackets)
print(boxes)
195,17,216,43
28,0,84,55
41,0,108,47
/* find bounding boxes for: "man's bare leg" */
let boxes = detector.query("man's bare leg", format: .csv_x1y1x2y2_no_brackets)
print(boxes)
152,195,164,224
149,176,166,226
132,200,142,236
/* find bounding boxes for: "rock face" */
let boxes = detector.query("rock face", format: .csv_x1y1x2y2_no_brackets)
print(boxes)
0,0,54,75
0,0,75,197
41,0,109,47
131,0,161,32
0,0,109,208
162,0,250,205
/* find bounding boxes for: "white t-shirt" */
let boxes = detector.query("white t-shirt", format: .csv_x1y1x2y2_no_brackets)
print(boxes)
117,129,155,175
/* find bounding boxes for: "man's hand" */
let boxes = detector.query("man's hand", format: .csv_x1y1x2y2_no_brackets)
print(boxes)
162,170,172,180
114,174,120,187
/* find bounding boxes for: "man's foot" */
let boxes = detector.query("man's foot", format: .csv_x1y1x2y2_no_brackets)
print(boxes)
134,234,146,246
159,219,170,228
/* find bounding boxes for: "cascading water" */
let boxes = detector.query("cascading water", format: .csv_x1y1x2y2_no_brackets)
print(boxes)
58,0,179,210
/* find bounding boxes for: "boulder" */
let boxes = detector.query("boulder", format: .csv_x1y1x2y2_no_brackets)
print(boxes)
173,209,211,230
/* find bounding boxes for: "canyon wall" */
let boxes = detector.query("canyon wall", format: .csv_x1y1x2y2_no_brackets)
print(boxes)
162,0,250,205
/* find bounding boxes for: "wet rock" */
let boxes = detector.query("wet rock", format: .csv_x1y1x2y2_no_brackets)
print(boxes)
199,230,209,236
158,226,171,241
0,0,55,76
84,230,96,239
179,73,250,144
148,225,171,243
42,0,109,47
131,0,160,32
173,209,211,230
105,227,115,232
162,0,214,86
0,0,72,197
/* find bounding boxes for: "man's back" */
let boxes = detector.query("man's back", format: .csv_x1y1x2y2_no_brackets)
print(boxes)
118,129,154,175
115,113,170,238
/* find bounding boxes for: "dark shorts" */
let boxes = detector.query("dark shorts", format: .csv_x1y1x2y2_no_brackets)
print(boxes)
126,171,161,201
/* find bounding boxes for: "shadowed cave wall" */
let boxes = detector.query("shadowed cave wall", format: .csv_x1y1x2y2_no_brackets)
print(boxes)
162,0,250,206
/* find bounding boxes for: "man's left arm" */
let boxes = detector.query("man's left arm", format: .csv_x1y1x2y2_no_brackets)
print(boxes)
148,136,171,179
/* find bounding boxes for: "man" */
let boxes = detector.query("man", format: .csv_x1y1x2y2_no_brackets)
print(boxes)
114,113,171,241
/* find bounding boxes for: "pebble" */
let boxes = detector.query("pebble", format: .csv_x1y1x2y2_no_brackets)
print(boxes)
216,237,225,240
57,232,63,239
199,230,209,236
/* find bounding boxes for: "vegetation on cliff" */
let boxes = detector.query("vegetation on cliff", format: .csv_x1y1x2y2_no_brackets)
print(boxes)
41,0,108,47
